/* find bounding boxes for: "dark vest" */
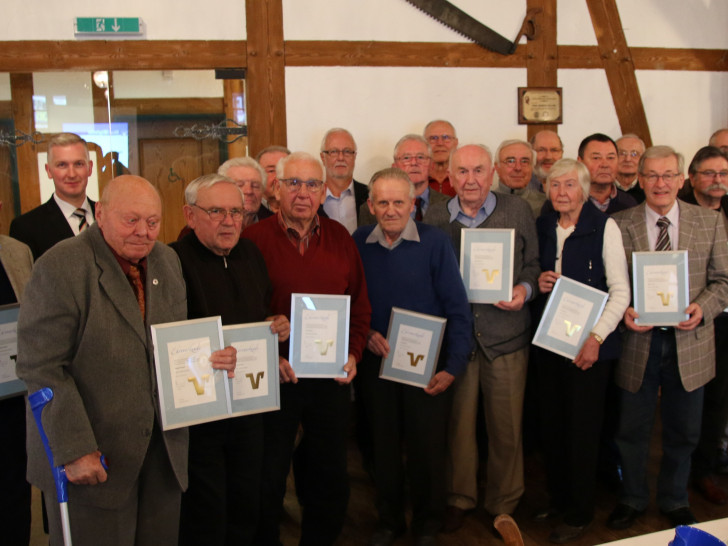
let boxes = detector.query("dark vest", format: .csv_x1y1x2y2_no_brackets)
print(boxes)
536,200,621,360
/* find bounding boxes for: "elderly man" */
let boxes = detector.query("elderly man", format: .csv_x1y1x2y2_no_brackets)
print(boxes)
529,129,564,190
360,135,448,225
608,146,728,530
10,132,96,259
171,174,289,545
578,133,637,214
710,128,728,154
424,120,459,196
16,175,236,545
319,128,368,233
241,152,371,545
494,139,546,218
682,146,728,506
425,144,540,531
256,145,291,213
219,157,274,227
353,168,472,545
616,134,646,203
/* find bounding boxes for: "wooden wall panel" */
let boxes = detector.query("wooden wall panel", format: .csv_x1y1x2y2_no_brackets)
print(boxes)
526,0,558,138
10,74,40,213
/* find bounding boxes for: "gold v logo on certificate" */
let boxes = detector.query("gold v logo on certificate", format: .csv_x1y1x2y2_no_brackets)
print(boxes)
482,269,500,284
564,320,581,337
231,339,269,400
187,374,210,395
246,371,264,389
392,324,432,376
314,339,334,355
407,352,425,367
657,291,672,306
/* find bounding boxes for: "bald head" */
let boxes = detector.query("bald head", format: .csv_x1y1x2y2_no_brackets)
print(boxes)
97,175,163,263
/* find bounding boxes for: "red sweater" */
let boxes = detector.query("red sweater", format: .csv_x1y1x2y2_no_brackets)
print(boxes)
241,215,371,361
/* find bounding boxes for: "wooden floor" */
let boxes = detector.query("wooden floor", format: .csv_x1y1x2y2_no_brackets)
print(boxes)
29,418,728,546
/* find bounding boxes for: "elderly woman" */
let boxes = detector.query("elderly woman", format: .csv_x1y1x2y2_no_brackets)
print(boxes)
534,158,630,543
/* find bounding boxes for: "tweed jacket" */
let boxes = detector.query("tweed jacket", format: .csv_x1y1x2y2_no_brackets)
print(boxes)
0,235,33,301
16,224,188,508
424,193,541,360
613,201,728,392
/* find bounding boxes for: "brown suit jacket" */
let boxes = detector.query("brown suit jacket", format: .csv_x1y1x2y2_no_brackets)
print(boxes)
613,201,728,392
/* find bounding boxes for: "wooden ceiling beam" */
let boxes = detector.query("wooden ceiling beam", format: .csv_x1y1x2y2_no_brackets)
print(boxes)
525,0,558,137
585,0,651,146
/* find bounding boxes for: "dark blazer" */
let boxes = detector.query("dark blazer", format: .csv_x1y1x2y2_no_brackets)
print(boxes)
17,224,188,508
613,202,728,392
9,196,96,260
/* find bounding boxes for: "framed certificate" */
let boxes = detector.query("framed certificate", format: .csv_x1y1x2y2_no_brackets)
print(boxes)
379,307,446,388
460,228,515,303
223,322,280,417
0,304,22,400
632,251,689,326
290,294,350,378
532,276,608,360
151,316,228,430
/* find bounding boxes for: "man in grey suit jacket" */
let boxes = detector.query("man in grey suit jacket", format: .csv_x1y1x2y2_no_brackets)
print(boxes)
425,144,540,531
608,146,728,530
359,134,448,226
16,176,236,545
10,132,96,259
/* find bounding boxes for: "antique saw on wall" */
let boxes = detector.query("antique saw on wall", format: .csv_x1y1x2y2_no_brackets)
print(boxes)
404,0,539,55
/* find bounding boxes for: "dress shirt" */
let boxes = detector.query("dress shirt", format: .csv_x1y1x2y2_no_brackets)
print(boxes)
365,217,420,250
412,187,433,220
323,180,357,234
589,184,618,213
53,193,94,235
645,201,680,251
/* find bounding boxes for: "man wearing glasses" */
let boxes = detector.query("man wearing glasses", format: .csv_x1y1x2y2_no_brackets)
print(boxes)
681,146,728,507
616,134,646,203
529,129,564,191
424,119,459,196
494,139,546,218
608,146,728,529
319,128,368,234
360,134,448,225
578,133,637,215
242,152,371,545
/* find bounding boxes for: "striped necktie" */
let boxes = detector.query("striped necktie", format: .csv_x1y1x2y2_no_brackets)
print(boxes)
655,216,671,251
73,208,88,232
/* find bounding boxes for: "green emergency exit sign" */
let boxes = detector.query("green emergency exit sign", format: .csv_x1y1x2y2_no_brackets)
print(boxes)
75,17,142,35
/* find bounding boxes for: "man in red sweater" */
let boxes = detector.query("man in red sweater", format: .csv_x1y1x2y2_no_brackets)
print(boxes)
241,151,371,545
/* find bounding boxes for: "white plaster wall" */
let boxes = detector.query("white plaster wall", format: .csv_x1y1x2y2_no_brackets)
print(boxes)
0,75,10,101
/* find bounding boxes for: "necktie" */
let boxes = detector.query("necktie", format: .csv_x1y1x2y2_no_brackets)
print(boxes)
655,216,671,251
73,208,88,232
127,265,146,319
415,197,423,221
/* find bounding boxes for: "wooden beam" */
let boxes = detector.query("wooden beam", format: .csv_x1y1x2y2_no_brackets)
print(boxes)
0,41,246,72
585,0,651,146
113,97,224,116
525,0,558,138
10,74,40,213
223,79,248,158
0,101,11,119
246,0,286,156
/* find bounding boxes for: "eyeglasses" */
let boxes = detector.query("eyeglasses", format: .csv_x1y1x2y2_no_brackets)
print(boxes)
502,157,532,167
322,149,356,158
640,172,682,184
427,135,454,143
619,150,641,158
395,154,430,164
697,170,728,179
279,178,324,192
193,204,244,222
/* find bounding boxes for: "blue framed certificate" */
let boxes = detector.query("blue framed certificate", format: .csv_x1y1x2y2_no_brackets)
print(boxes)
151,316,228,430
460,228,514,303
632,251,689,326
0,304,22,400
290,293,350,378
223,322,280,417
380,308,446,388
532,276,608,360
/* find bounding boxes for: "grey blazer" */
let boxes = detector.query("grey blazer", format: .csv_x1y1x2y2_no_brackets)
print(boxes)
0,235,33,301
17,224,188,509
613,201,728,392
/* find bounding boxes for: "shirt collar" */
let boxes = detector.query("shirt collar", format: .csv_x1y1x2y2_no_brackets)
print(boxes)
645,199,679,227
447,191,496,223
365,217,420,249
325,180,354,199
54,193,92,220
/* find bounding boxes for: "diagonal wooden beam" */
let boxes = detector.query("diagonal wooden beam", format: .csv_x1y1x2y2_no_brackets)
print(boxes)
246,0,286,156
525,0,558,138
585,0,652,146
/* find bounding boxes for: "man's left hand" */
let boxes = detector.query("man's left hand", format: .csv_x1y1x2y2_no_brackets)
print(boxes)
210,346,237,378
677,303,703,331
495,284,527,312
267,314,291,342
335,354,357,385
424,371,454,396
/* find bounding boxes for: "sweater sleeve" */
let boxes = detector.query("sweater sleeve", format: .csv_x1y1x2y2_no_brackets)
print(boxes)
592,218,630,340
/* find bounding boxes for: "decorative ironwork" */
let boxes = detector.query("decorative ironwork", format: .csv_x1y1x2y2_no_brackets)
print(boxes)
0,129,44,147
173,119,247,144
